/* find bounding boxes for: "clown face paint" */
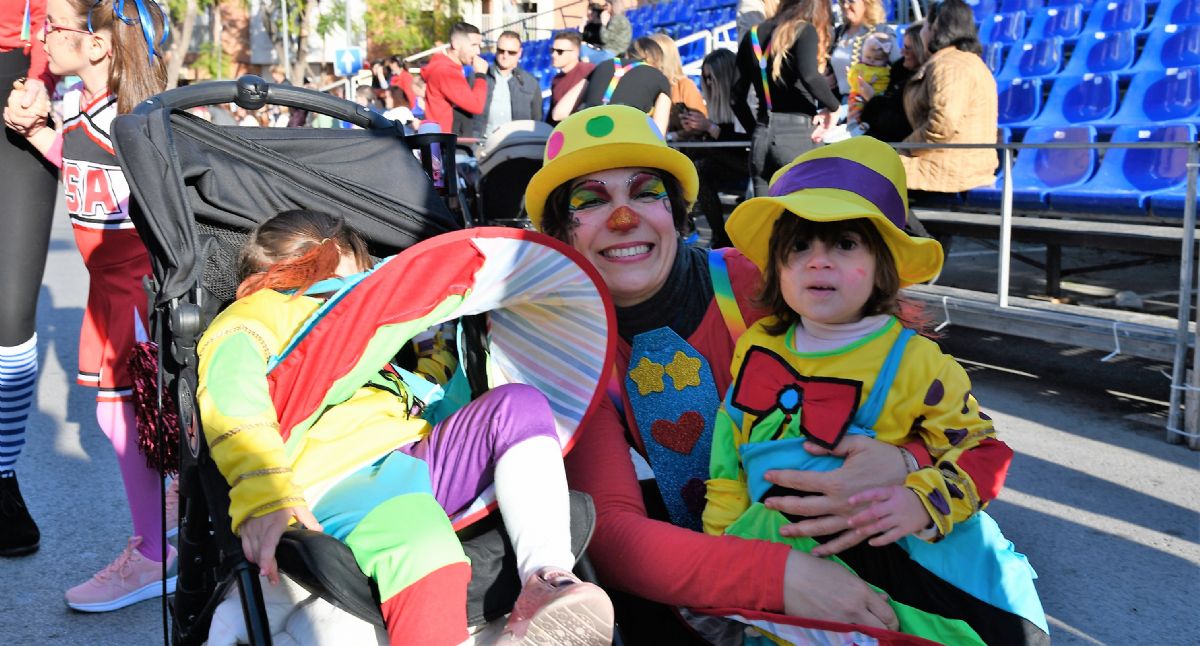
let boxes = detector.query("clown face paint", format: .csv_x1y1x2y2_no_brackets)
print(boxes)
567,168,677,307
779,230,877,326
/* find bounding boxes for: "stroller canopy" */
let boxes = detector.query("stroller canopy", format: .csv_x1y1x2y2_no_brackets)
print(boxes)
477,120,552,176
113,107,461,306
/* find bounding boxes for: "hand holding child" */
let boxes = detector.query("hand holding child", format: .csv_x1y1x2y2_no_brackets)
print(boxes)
4,78,51,135
240,504,323,585
840,485,933,551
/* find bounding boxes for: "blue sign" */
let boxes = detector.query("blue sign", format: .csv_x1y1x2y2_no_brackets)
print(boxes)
334,47,364,77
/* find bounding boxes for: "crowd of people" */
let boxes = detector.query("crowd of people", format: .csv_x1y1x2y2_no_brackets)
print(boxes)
0,0,1024,644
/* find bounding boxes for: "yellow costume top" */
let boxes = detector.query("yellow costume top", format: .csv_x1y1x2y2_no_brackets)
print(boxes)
703,316,1006,540
196,288,454,532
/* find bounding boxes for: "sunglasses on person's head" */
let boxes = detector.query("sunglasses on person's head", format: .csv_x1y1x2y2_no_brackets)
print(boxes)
44,18,92,36
497,47,520,56
552,47,574,55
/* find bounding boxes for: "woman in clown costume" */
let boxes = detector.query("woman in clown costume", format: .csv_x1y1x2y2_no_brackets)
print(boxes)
704,136,1048,645
197,209,617,645
522,105,1015,645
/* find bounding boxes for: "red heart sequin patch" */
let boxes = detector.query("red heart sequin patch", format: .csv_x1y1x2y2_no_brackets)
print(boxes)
650,411,704,455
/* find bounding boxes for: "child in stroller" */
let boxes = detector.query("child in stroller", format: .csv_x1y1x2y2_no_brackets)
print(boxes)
196,209,616,645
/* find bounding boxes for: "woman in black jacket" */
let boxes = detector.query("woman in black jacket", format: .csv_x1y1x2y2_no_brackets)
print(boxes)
732,0,840,196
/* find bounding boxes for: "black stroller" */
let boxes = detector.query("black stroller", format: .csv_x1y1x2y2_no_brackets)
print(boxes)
112,76,606,645
460,120,551,229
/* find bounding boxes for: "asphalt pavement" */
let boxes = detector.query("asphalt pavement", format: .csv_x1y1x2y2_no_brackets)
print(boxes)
1,216,1197,645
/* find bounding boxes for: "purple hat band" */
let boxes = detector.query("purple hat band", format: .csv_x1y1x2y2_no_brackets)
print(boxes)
768,157,906,230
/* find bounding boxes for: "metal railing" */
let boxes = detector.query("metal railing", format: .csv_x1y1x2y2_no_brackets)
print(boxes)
891,139,1198,448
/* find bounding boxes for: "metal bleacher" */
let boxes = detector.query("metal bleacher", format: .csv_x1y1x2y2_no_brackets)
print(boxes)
917,0,1200,445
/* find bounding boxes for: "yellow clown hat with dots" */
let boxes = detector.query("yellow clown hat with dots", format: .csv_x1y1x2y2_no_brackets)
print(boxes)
726,136,944,287
524,105,699,231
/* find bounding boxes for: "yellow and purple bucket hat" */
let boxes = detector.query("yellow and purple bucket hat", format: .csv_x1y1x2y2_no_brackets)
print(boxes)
725,136,943,286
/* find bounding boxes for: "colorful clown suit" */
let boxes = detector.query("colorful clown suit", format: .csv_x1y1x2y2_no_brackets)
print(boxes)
197,229,615,644
703,317,1048,645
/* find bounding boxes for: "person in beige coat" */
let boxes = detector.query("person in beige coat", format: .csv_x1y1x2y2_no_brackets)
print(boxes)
900,0,998,193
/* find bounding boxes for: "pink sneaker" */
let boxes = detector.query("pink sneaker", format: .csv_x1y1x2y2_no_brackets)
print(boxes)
498,567,614,645
65,536,177,612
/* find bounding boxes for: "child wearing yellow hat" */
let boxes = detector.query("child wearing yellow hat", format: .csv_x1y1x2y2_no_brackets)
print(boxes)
704,137,1049,645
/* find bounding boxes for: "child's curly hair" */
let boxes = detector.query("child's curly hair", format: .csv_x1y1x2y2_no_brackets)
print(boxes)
237,210,371,299
757,216,933,336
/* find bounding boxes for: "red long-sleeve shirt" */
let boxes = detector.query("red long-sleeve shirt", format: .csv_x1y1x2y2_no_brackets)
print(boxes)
421,51,487,133
0,0,54,87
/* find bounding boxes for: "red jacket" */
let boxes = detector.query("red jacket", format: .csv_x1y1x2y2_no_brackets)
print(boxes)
0,0,54,86
421,51,488,133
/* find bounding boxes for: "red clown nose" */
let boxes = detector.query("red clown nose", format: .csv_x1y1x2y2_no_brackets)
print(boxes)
607,206,640,232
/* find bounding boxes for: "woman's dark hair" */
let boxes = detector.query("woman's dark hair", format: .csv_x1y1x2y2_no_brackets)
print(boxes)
237,210,372,299
700,48,737,125
926,0,983,56
626,37,664,67
756,217,904,335
538,171,691,243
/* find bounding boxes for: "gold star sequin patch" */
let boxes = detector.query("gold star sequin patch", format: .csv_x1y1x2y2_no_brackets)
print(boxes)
629,357,666,396
665,351,701,391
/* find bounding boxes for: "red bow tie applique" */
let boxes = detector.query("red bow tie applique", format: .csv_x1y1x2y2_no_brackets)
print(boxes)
729,347,862,449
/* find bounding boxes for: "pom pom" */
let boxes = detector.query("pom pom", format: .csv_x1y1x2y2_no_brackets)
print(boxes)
129,341,180,476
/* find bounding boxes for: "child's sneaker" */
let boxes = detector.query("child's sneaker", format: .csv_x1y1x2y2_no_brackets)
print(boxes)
65,536,177,612
497,567,614,645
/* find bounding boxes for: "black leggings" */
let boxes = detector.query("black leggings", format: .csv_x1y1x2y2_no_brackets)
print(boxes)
0,50,57,346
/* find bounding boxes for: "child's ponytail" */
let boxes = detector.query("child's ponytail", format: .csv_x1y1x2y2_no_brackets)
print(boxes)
74,0,169,113
237,210,372,300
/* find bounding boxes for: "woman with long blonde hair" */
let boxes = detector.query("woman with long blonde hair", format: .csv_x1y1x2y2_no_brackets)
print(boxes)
732,0,840,195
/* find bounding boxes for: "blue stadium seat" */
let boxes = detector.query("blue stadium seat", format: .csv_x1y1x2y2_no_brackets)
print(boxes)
1148,0,1200,29
998,77,1045,123
969,0,1001,18
1029,3,1086,39
967,126,1098,207
1017,73,1119,127
997,36,1066,80
1060,28,1138,74
1003,0,1046,10
1130,22,1200,71
983,41,1010,74
1083,0,1147,32
982,11,1030,43
1049,124,1195,214
1110,65,1200,123
1047,0,1094,6
1149,180,1200,219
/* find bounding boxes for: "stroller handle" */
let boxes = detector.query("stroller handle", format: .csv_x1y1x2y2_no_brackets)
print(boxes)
134,75,396,131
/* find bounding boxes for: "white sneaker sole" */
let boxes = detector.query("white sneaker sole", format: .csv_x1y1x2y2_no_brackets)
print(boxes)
501,594,614,645
66,575,177,613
